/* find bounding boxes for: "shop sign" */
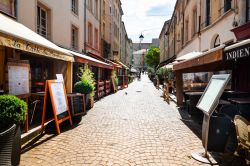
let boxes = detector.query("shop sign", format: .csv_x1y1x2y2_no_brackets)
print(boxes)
224,43,250,61
0,34,74,62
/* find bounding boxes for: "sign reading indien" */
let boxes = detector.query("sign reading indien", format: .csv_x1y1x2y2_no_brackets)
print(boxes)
224,44,250,61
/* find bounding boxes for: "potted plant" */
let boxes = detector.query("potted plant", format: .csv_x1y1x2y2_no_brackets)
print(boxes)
75,65,95,110
0,95,27,166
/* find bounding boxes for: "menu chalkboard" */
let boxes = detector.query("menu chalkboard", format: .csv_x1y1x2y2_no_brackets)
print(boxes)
41,80,72,135
67,94,86,116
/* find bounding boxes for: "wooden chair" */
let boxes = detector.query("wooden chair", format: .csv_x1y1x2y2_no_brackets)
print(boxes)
234,115,250,163
163,81,170,104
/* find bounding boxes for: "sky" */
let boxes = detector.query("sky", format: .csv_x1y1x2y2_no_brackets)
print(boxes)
121,0,176,43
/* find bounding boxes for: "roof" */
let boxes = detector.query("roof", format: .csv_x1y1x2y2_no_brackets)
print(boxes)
0,13,71,57
133,49,147,55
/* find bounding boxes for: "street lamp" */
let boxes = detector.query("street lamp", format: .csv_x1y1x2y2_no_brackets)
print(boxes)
139,33,144,43
139,33,144,73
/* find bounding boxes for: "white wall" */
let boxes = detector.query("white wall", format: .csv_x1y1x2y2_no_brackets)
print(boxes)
18,0,85,52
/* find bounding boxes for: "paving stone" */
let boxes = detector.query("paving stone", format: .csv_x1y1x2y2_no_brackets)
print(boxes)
20,75,223,165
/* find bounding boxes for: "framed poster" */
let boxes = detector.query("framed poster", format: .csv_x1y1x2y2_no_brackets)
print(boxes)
6,60,30,96
196,74,231,116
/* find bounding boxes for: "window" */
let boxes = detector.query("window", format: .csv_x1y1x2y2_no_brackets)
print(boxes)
103,23,105,38
72,0,78,15
247,0,250,21
71,25,78,49
0,0,15,16
37,6,48,38
192,8,197,36
206,0,211,26
94,28,98,49
103,0,106,15
88,23,93,46
185,19,189,42
224,0,231,12
88,0,93,12
95,0,98,17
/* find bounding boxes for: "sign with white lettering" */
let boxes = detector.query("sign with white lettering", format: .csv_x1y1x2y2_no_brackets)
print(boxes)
224,44,250,61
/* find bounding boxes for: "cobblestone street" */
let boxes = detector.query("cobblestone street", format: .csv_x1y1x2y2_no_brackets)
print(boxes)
21,75,207,166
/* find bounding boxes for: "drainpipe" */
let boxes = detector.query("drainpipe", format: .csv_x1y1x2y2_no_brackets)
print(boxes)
174,16,176,56
182,0,185,46
198,0,201,51
99,0,102,57
84,0,87,53
168,33,170,58
164,34,166,62
14,0,18,18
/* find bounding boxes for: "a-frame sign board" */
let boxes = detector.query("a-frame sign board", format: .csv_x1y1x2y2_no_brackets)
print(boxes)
41,80,72,135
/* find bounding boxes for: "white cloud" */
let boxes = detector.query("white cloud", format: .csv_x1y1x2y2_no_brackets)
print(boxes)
121,0,176,43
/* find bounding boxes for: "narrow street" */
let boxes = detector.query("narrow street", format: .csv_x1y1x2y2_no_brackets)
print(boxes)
21,75,205,166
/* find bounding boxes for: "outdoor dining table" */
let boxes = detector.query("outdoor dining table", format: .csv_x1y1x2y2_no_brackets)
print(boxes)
221,91,250,100
228,98,250,120
184,91,203,101
184,91,203,114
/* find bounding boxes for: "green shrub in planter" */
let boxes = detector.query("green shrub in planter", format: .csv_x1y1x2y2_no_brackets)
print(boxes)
75,65,95,95
0,95,27,166
75,80,94,94
0,95,27,132
75,65,95,110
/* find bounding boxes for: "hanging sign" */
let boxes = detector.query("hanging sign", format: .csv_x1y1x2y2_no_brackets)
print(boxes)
41,80,72,135
224,43,250,61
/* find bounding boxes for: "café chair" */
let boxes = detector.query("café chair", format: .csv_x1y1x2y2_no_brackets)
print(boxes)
186,95,200,115
234,115,250,163
30,100,40,125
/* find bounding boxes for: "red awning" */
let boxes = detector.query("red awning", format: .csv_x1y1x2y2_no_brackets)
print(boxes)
107,60,122,68
61,48,114,69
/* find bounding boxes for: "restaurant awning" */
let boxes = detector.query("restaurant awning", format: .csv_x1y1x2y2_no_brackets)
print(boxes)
0,13,74,62
62,48,114,69
175,51,202,61
116,61,129,69
173,45,225,71
108,60,122,68
158,55,176,68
